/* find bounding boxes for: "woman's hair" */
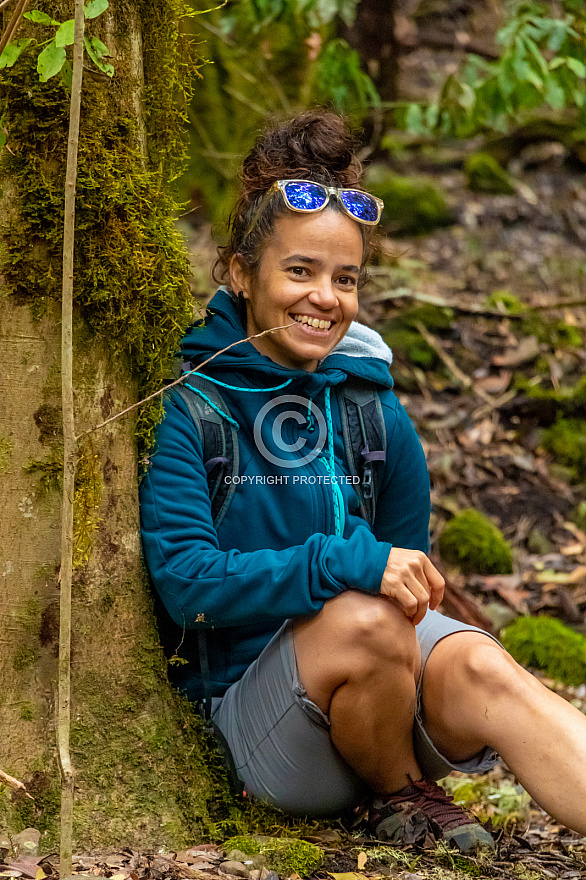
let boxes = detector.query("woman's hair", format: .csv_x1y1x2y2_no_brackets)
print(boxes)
212,110,376,286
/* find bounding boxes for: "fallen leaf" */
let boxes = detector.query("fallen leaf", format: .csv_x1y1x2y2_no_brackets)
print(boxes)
560,542,585,556
535,566,586,584
492,336,539,367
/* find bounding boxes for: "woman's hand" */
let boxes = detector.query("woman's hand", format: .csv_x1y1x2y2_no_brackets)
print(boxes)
380,547,445,626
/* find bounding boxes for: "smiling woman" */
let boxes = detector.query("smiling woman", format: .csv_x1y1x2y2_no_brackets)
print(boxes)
230,210,362,371
139,110,586,848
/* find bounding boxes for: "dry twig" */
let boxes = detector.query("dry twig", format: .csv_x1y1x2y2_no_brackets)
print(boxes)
0,768,33,799
78,321,297,439
58,2,85,878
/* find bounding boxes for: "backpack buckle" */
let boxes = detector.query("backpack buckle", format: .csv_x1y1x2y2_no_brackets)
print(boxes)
362,466,373,499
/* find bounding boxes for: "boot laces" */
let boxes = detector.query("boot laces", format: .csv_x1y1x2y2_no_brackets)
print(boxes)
386,778,474,831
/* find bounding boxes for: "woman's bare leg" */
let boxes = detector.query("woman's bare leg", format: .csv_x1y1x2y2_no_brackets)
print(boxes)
421,631,586,834
293,590,422,793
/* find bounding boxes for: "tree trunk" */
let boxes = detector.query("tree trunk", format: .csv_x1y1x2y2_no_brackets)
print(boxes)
0,0,220,851
341,0,399,103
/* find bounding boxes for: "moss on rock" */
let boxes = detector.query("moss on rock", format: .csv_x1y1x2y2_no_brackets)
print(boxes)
465,152,516,195
364,165,452,235
222,836,324,878
501,616,586,686
439,509,513,575
542,417,586,480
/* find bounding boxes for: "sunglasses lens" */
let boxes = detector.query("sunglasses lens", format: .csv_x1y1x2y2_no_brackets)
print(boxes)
283,181,328,211
340,190,380,223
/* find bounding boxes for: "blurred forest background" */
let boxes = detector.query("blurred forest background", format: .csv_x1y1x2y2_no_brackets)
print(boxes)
1,0,586,871
178,0,586,701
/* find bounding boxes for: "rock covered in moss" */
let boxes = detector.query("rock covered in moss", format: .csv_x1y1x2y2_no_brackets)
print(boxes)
465,152,516,195
439,510,513,575
364,165,452,235
501,616,586,686
222,836,323,878
542,417,586,479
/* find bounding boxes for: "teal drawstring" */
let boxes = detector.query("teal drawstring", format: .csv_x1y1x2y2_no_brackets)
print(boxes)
183,382,240,430
190,373,293,394
306,395,315,432
318,385,345,538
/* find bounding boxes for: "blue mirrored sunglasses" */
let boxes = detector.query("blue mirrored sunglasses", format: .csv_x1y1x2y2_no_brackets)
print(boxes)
242,178,384,241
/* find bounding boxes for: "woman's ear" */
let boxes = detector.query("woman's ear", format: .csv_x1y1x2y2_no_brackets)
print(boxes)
229,254,250,299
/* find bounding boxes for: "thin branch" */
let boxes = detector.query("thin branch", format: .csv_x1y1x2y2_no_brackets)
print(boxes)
0,768,33,799
77,321,297,439
0,0,29,57
58,1,85,878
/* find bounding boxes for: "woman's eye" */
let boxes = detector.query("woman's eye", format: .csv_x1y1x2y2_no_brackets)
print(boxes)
289,266,308,277
338,275,358,287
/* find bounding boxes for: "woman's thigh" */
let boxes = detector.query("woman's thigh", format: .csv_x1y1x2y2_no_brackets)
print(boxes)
212,611,501,816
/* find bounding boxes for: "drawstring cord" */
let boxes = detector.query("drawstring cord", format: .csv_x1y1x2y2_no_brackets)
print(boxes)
318,385,345,538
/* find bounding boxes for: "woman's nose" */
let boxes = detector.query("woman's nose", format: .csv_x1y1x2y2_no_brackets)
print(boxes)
308,278,339,308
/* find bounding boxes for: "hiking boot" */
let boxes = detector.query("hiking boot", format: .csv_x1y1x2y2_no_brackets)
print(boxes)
369,778,495,853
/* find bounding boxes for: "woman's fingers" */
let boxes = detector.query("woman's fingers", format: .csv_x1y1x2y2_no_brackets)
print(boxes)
382,573,431,626
381,547,445,622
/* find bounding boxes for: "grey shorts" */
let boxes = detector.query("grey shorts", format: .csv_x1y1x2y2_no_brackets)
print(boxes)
211,609,502,816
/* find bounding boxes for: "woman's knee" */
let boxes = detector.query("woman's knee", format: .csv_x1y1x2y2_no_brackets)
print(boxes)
317,590,418,666
453,635,539,704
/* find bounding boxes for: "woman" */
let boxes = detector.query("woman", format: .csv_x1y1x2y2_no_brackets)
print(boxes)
140,111,586,850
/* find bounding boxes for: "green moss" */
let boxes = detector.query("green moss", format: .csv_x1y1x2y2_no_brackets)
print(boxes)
501,616,586,686
0,434,13,475
12,646,38,671
0,0,199,453
381,304,453,368
364,165,452,235
223,836,324,877
465,152,516,195
485,290,525,314
439,510,513,575
571,500,586,531
73,441,102,567
19,703,35,721
7,769,61,848
542,417,586,479
23,446,63,494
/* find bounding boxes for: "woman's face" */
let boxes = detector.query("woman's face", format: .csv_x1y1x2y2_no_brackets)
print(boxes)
230,209,363,372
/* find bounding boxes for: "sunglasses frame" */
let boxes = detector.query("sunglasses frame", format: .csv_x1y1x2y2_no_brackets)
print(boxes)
274,179,384,226
242,178,384,243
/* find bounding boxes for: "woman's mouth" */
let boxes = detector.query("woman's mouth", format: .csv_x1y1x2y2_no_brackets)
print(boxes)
289,313,333,334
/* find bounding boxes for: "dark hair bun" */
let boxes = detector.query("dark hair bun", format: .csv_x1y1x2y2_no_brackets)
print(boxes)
212,109,370,285
241,110,363,200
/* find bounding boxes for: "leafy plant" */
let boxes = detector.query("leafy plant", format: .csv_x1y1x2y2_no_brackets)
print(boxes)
401,0,586,137
0,0,112,93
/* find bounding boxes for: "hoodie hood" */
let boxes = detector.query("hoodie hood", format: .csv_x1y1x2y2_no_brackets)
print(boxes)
181,288,394,395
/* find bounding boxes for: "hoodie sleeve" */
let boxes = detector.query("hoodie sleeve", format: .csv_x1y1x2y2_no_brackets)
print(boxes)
372,392,431,553
139,394,392,630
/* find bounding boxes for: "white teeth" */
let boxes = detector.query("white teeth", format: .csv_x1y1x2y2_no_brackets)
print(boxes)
292,313,331,330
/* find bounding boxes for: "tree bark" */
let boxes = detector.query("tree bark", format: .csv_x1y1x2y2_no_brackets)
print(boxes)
0,0,217,851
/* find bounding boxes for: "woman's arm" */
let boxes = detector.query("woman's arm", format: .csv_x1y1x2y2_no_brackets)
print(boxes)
372,392,432,553
139,394,392,630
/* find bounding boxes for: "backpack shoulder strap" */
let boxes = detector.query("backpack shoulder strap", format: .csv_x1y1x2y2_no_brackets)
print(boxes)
338,379,387,530
165,374,239,531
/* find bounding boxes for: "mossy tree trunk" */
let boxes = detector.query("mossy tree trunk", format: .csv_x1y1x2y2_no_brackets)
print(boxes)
0,0,222,852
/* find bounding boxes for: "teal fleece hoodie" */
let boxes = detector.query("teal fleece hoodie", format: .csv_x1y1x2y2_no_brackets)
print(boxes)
139,288,431,700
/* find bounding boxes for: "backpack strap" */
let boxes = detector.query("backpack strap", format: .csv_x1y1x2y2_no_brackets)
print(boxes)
166,374,239,531
338,380,387,530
